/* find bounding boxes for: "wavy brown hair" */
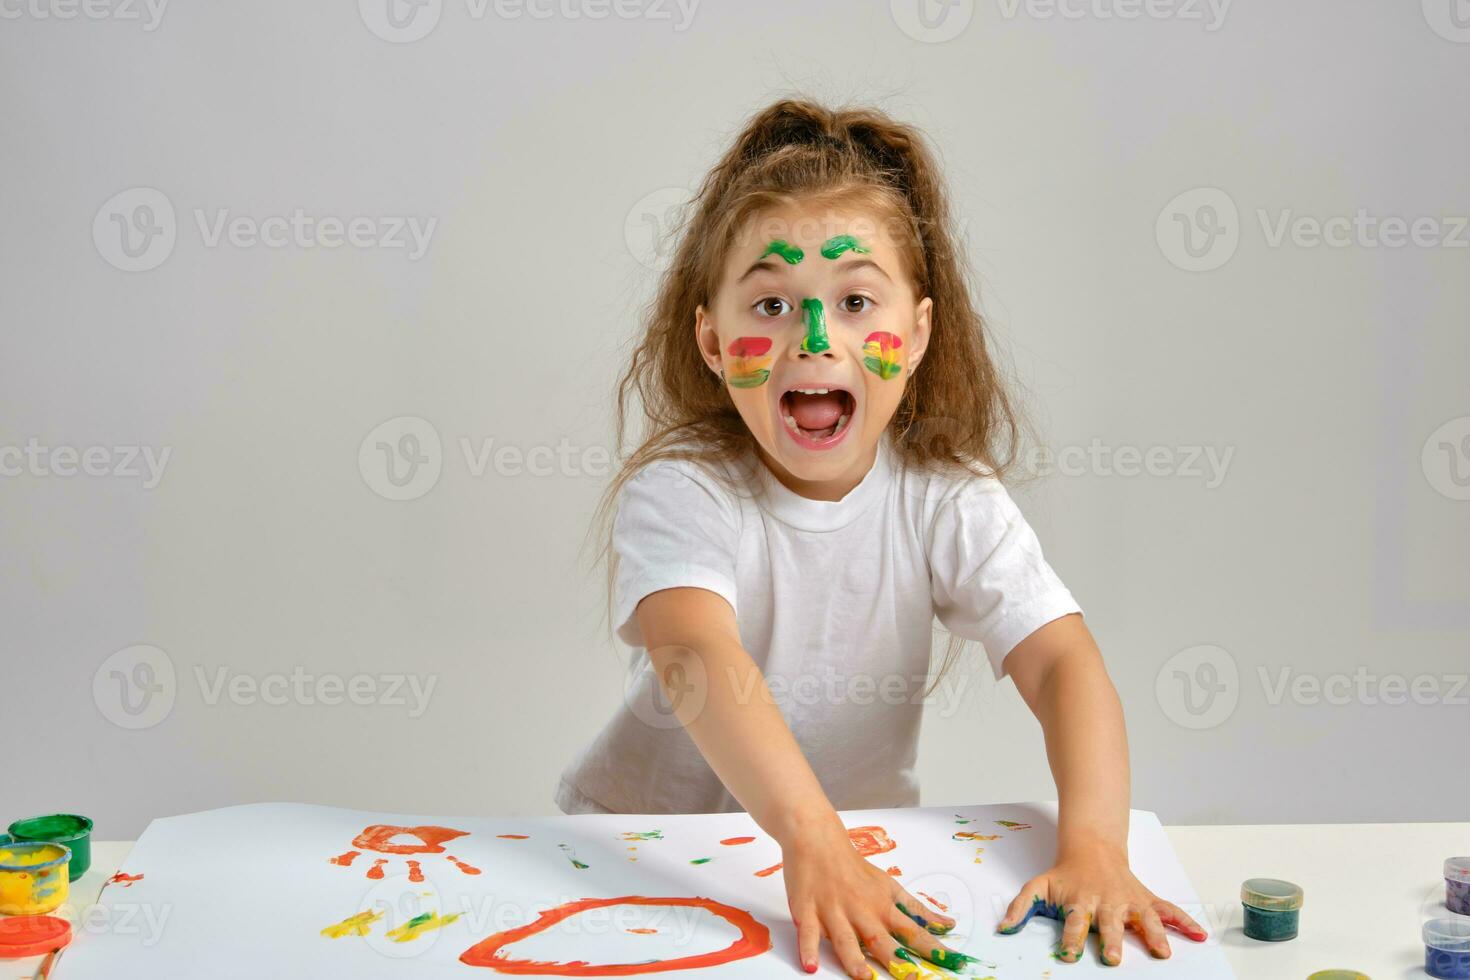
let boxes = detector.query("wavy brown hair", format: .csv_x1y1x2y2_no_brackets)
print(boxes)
592,97,1033,688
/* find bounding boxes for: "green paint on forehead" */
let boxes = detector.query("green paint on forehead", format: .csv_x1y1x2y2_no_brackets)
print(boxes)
820,234,870,259
799,297,829,354
759,239,804,264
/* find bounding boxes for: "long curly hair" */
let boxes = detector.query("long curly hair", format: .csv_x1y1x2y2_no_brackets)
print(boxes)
592,97,1033,688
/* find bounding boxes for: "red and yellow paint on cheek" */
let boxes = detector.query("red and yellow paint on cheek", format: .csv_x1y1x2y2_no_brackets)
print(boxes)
725,337,773,388
862,331,903,380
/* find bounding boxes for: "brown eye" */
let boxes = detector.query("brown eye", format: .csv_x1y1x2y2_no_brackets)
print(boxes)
842,295,872,314
754,297,791,318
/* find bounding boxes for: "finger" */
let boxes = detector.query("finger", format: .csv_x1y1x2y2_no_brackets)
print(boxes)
1156,900,1208,942
1135,906,1171,959
794,903,821,974
887,909,981,974
1097,903,1126,967
892,885,956,935
855,925,912,980
824,916,873,980
1057,904,1092,963
997,878,1049,934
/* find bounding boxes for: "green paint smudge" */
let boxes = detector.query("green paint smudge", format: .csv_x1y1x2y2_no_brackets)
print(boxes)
760,239,804,264
800,297,829,353
689,857,711,865
820,234,870,259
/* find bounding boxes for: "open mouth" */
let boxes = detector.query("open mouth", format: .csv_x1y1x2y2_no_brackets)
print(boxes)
779,385,856,448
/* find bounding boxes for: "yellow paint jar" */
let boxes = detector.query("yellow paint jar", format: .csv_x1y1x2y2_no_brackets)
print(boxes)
0,842,71,915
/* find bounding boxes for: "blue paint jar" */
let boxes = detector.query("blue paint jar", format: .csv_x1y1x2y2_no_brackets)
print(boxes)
1425,918,1470,979
1240,878,1302,942
1447,857,1470,917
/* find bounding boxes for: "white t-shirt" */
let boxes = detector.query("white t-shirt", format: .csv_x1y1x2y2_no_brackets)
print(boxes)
555,433,1082,815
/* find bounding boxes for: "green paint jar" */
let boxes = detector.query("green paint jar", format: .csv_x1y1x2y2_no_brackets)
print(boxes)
1240,878,1302,942
2,814,94,882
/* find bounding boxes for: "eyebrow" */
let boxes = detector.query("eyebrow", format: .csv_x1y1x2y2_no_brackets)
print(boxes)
736,256,892,285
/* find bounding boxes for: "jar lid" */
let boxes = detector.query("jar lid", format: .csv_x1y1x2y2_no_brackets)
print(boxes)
1445,856,1470,883
1424,917,1470,951
0,841,71,874
1240,877,1303,911
0,916,71,959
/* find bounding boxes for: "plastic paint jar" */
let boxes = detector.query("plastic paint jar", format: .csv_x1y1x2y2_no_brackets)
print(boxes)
1240,878,1303,942
1447,857,1470,916
1306,972,1369,980
0,842,71,915
1424,918,1470,979
2,814,93,882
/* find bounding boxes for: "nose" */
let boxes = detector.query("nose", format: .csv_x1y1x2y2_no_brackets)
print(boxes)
797,297,831,356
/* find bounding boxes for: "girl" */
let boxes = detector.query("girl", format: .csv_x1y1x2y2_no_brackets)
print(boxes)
557,99,1208,976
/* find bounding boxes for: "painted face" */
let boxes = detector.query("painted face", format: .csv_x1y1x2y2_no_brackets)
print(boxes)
696,206,932,495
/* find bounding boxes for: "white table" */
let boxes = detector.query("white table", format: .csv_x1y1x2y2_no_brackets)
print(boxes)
4,825,1466,979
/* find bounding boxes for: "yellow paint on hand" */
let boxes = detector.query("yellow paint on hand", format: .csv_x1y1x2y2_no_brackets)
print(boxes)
386,910,461,943
320,909,384,938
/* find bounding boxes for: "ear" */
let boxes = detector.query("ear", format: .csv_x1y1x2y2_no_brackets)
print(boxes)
694,303,724,375
907,296,933,372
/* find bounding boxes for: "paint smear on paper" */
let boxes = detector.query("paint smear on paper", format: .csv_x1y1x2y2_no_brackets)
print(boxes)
689,857,711,865
996,820,1032,830
886,866,902,877
720,837,755,846
619,831,663,841
917,891,948,912
953,832,1000,842
497,834,530,840
558,844,589,870
108,872,144,887
459,895,772,975
387,910,461,943
626,928,658,935
321,909,384,939
446,855,482,875
333,825,479,878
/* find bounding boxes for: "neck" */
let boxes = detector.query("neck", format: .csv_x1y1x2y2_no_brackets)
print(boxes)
757,440,881,502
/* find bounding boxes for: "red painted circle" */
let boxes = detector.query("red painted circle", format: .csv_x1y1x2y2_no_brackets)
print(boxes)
0,915,71,958
460,895,771,976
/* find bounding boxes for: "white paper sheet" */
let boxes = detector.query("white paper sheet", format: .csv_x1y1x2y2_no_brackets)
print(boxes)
55,801,1234,978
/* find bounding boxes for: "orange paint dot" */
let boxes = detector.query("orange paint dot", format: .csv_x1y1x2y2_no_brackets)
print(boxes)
720,836,755,846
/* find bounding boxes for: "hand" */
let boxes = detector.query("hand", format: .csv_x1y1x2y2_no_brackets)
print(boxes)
995,841,1207,965
781,816,975,979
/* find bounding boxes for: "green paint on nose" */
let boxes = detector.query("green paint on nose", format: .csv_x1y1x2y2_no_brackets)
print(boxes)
760,239,804,264
820,234,870,259
799,297,829,353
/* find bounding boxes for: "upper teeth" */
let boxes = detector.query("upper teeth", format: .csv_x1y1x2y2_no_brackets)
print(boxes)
793,388,830,395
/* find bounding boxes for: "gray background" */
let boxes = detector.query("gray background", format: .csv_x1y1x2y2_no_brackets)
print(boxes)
2,0,1466,840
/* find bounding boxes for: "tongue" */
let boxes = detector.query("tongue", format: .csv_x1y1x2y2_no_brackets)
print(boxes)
789,392,844,431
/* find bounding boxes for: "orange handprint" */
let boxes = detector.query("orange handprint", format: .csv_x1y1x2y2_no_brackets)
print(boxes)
328,824,481,881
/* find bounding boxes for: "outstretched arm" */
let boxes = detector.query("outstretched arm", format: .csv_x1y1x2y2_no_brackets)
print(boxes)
636,586,969,979
998,612,1207,965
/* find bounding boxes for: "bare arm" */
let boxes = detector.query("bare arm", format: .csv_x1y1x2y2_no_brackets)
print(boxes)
635,586,967,978
1004,612,1131,860
636,586,836,844
996,612,1207,964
